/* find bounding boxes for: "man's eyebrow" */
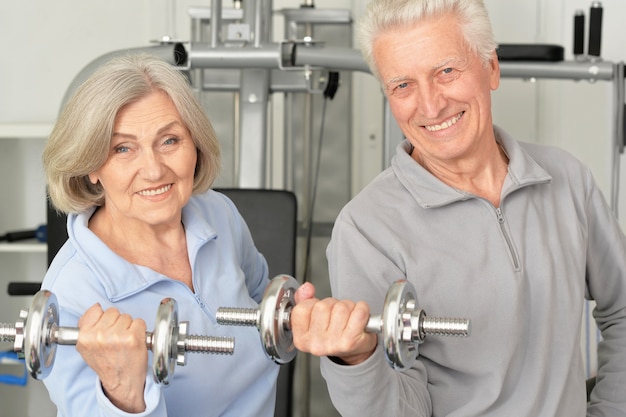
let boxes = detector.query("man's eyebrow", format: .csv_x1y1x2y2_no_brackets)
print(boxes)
384,75,410,86
432,56,464,70
383,57,466,84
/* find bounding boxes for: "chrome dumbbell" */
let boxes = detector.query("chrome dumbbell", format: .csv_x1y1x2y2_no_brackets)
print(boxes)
0,290,234,385
216,275,470,369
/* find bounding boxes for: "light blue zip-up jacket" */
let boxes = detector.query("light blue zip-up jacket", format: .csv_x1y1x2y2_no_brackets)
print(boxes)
42,190,279,417
322,126,626,417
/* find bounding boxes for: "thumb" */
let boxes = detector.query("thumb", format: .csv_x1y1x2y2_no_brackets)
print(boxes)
294,282,317,303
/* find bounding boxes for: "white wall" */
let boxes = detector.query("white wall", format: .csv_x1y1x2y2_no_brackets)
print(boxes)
1,0,166,122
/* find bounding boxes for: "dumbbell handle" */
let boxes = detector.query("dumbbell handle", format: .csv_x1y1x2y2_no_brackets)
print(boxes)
215,307,469,342
1,322,234,355
0,323,16,342
365,313,470,342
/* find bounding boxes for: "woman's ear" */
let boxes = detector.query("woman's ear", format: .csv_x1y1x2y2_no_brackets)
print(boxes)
88,172,99,185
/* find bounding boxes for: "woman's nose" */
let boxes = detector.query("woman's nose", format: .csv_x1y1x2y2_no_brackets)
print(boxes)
139,149,165,179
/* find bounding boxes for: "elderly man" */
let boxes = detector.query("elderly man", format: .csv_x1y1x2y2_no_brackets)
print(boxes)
291,0,626,416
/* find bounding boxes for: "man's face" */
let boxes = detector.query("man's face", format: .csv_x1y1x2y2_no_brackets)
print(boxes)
373,13,500,166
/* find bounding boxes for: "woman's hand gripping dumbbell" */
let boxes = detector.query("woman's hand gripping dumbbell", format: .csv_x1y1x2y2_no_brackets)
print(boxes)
216,275,471,369
0,290,234,385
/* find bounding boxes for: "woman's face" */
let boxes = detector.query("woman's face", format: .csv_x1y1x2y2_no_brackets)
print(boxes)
88,90,197,227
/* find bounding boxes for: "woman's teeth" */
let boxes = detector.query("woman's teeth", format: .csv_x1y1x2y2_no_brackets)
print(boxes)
424,112,463,132
138,184,171,196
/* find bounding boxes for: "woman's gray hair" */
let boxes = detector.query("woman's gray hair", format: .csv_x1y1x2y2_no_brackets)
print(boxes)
43,53,221,214
356,0,498,80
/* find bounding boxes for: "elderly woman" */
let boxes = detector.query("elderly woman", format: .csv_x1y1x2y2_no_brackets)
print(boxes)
41,54,278,416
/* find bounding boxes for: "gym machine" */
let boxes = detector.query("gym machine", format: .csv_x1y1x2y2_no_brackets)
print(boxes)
0,290,234,386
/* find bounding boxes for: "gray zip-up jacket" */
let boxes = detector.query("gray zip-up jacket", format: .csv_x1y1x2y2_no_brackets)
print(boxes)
322,126,626,417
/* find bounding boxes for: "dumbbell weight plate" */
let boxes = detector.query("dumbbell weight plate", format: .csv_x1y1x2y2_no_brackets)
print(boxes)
258,274,298,364
24,290,59,379
152,298,179,385
381,280,418,370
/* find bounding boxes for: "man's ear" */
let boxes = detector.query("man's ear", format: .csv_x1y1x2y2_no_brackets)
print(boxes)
489,50,500,91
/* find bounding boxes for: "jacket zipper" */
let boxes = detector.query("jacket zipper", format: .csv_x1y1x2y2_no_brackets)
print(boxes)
495,207,520,270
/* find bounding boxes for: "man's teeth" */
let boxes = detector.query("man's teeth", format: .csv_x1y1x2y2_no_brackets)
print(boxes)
424,113,463,132
138,184,171,196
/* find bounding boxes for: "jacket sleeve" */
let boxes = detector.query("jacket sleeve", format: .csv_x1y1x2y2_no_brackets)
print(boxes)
233,209,269,303
323,211,432,417
584,170,626,416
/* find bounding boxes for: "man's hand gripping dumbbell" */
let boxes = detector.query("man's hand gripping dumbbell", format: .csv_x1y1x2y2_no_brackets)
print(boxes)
216,275,471,369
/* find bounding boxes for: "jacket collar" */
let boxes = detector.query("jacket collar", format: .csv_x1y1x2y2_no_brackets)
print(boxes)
68,197,217,301
392,125,552,208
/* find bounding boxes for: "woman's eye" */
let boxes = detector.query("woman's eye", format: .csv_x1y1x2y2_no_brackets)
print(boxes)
114,145,129,153
164,137,179,145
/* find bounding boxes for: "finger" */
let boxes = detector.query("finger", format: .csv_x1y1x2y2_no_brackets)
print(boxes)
98,307,123,328
113,313,133,331
290,299,338,351
294,282,317,303
290,300,314,338
78,303,104,328
289,292,320,332
128,318,147,337
326,300,357,336
116,316,147,350
345,301,371,334
308,298,340,334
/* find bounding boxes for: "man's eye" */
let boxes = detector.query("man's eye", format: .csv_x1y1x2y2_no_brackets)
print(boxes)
442,67,453,74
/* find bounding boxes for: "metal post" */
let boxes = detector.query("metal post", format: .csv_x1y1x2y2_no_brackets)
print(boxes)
234,0,273,188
